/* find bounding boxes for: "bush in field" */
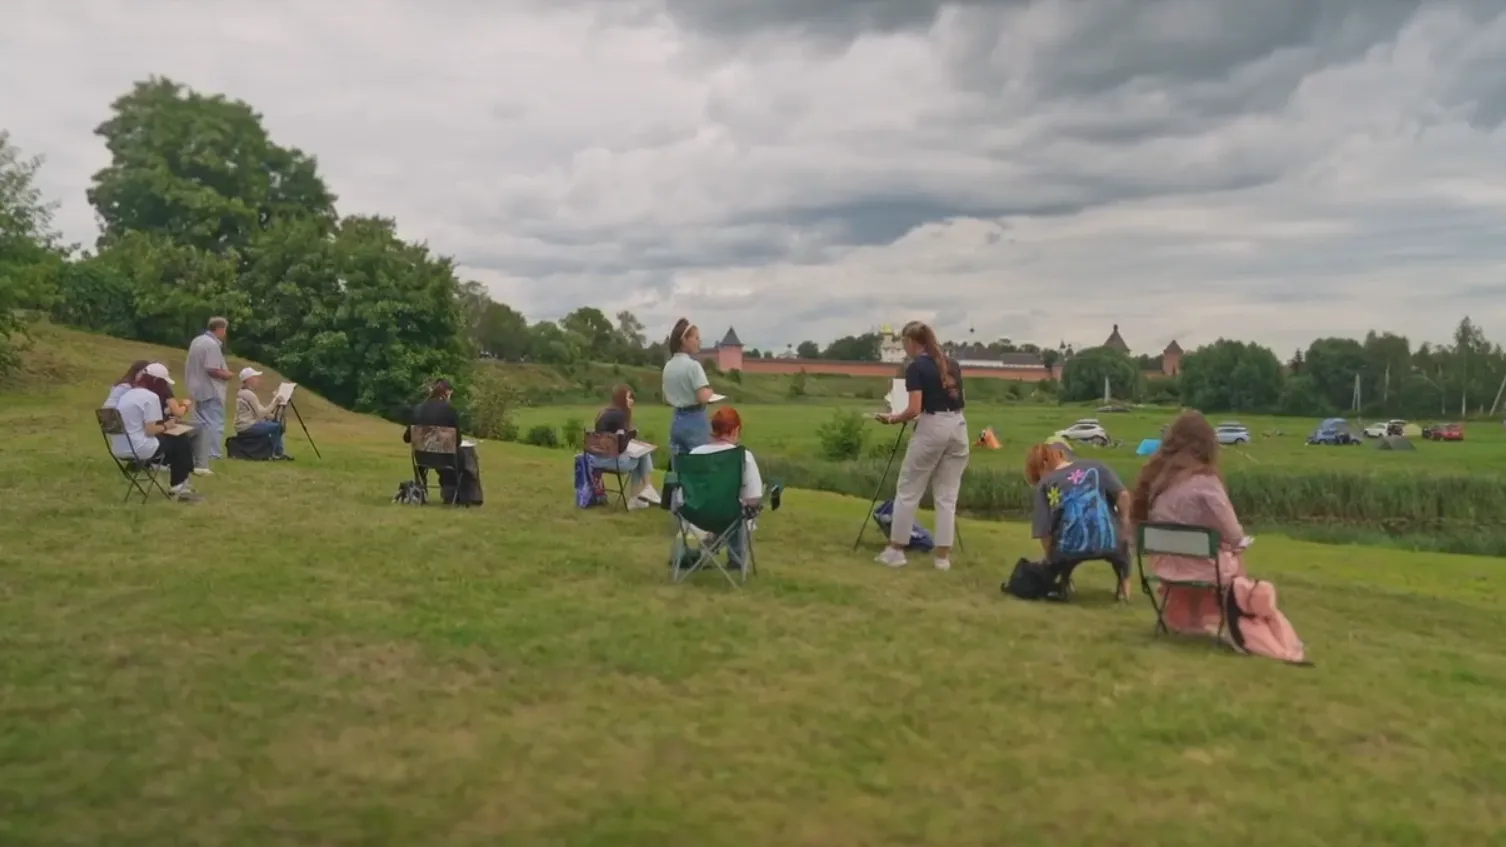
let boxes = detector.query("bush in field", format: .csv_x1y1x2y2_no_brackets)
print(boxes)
467,370,525,442
563,417,585,450
816,410,867,460
524,424,560,448
788,369,808,399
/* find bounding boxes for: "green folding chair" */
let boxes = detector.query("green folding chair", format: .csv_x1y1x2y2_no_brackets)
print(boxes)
665,447,757,587
1136,522,1227,644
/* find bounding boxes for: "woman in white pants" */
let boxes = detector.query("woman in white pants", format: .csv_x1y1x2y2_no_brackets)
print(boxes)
875,321,970,571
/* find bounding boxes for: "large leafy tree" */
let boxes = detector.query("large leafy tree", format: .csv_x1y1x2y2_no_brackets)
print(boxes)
1060,346,1140,402
1303,337,1368,411
87,77,336,256
0,131,64,374
822,333,880,361
1177,339,1284,413
89,231,246,347
475,299,530,361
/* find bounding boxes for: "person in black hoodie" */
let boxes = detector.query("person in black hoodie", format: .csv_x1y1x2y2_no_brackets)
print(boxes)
402,379,473,502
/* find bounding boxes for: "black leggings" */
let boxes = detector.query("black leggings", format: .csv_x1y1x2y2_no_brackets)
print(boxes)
153,434,194,487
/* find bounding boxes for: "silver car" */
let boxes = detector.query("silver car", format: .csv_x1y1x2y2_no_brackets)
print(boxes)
1215,423,1251,445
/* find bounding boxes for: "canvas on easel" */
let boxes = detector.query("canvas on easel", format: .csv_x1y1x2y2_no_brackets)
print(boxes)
886,378,908,415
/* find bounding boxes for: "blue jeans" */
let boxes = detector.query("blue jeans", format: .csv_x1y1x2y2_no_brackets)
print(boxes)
193,396,226,465
670,406,710,456
242,420,286,457
590,452,653,485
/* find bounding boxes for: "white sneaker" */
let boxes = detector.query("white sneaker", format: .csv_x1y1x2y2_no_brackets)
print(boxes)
637,485,662,505
875,547,908,568
627,498,650,511
193,467,213,476
934,558,952,571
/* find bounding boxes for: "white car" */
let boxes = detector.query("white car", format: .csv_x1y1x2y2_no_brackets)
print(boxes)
1363,420,1407,438
1055,421,1109,445
1215,423,1251,445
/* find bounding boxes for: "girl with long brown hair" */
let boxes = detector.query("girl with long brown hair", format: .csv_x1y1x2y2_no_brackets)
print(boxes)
590,384,659,508
1134,410,1307,663
875,321,969,571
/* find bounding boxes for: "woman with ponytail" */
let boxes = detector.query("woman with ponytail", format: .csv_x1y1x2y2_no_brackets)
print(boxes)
661,318,716,455
875,321,970,570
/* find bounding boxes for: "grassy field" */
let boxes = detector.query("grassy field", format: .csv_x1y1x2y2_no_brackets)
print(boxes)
4,327,1506,845
512,402,1506,476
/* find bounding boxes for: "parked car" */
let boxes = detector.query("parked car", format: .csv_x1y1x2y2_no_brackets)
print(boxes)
1307,417,1361,446
1363,419,1408,438
1215,422,1251,445
1055,420,1110,446
1426,422,1464,442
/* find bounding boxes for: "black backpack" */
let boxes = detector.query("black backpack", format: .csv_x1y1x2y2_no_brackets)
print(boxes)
1003,558,1068,602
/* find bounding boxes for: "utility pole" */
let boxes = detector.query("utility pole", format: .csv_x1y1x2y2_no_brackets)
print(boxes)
1491,373,1506,417
1383,363,1390,405
1351,372,1362,413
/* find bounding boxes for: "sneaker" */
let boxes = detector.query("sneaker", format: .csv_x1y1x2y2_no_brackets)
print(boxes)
275,454,295,462
169,483,201,502
934,558,952,571
875,547,908,568
637,485,662,505
628,498,650,511
193,467,214,476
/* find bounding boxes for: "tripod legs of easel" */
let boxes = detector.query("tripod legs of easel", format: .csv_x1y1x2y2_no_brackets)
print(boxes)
850,420,965,554
278,402,322,459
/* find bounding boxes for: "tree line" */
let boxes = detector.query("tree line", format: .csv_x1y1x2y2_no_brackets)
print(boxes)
3,78,1502,423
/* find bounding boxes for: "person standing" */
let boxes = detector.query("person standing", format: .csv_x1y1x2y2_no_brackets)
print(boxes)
661,318,715,456
185,316,233,475
875,321,970,571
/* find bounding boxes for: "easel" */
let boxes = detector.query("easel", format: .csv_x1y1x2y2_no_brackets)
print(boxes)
850,419,964,552
273,389,322,459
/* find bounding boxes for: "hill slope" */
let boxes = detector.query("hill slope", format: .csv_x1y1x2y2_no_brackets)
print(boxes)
3,325,1505,844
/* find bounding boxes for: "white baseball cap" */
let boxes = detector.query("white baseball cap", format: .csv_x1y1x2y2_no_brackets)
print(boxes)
239,367,263,382
144,362,174,385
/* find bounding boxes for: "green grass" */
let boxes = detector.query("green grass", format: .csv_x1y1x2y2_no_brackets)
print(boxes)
4,327,1506,845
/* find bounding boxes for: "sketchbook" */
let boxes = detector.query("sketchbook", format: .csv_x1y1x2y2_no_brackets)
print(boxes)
623,439,656,459
274,382,297,405
460,439,476,449
885,378,908,414
708,393,727,403
164,422,196,437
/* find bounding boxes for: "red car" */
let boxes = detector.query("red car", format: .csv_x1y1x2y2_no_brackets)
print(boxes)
1427,423,1464,441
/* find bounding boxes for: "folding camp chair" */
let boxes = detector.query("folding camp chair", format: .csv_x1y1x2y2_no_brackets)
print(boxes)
1136,522,1227,644
665,447,757,587
409,425,461,505
583,430,630,510
96,408,170,503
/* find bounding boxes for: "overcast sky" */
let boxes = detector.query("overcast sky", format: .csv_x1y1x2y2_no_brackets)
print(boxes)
5,0,1506,356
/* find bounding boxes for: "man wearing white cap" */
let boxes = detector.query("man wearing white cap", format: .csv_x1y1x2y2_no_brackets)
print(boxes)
112,362,200,501
185,316,233,474
234,367,289,459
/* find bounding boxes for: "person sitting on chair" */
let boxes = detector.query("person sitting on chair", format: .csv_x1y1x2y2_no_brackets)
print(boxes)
402,379,475,501
687,407,763,568
592,384,660,509
112,365,201,502
1130,411,1307,663
234,367,290,460
1026,441,1133,600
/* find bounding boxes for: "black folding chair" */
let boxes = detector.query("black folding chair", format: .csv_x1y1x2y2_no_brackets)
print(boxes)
96,408,170,503
1136,522,1227,644
583,430,631,510
409,425,461,506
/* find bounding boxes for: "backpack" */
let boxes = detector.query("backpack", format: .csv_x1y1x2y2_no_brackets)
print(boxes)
1002,558,1066,602
872,499,935,551
393,480,427,505
574,453,607,508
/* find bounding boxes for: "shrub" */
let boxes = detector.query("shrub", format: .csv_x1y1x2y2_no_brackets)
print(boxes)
467,370,526,442
728,369,742,383
524,424,560,448
816,410,867,461
563,417,585,450
788,369,809,399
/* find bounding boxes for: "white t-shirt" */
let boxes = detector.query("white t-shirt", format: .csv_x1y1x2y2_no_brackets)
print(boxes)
104,383,130,409
690,441,763,502
111,387,163,459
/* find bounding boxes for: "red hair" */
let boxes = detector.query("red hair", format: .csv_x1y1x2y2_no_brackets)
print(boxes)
710,406,742,437
1024,442,1071,485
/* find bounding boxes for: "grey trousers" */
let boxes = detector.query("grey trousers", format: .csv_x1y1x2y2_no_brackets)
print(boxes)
890,411,970,548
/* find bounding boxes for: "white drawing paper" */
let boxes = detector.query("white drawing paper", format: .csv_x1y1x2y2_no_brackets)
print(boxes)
623,439,656,459
886,378,908,414
708,393,727,403
274,382,297,404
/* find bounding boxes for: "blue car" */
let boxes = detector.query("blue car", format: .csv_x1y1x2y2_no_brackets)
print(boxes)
1307,417,1360,446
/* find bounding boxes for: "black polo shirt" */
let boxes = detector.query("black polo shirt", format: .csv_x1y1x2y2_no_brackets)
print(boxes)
904,354,965,413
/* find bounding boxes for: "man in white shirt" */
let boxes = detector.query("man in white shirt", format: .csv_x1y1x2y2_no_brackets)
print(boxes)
184,316,233,474
113,365,200,501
